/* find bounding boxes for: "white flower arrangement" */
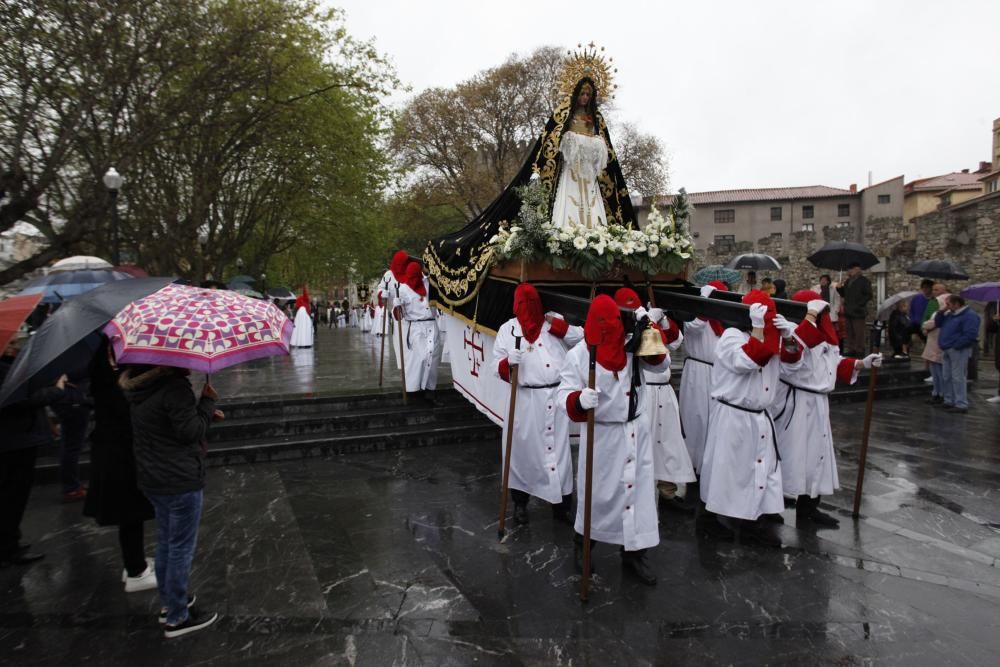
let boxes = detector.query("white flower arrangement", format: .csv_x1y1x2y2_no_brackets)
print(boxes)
491,181,695,280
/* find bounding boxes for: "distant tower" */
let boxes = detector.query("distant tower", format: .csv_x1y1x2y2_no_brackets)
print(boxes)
993,117,1000,170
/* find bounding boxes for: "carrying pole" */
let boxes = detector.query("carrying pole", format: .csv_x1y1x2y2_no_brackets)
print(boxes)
580,343,597,602
497,331,522,541
852,367,878,518
378,289,389,387
396,285,407,404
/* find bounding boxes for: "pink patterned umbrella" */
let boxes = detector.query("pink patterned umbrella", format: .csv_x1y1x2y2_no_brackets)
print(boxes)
103,284,292,373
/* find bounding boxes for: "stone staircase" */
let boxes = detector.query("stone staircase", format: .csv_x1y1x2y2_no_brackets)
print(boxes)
34,388,497,483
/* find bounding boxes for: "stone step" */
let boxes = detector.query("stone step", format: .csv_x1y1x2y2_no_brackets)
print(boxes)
208,403,477,442
218,388,466,420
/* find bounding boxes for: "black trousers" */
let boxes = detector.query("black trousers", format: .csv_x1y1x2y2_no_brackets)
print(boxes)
0,446,38,558
119,521,148,577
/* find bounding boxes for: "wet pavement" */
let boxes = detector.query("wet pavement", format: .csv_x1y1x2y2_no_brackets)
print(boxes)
4,325,1000,665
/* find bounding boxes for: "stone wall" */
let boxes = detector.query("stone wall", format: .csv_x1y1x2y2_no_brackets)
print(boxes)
694,192,1000,319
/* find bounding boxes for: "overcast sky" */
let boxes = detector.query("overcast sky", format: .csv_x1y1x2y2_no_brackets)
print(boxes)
329,0,1000,193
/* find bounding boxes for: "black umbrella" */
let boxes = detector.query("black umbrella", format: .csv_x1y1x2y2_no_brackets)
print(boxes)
725,253,782,271
266,287,296,300
807,240,879,270
0,277,174,406
907,260,968,280
16,269,132,304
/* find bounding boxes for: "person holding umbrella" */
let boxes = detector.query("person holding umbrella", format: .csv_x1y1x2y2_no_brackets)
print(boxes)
0,328,67,567
987,308,1000,404
837,263,873,357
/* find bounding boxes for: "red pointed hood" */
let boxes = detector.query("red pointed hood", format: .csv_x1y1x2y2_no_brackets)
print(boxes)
742,289,780,354
513,283,543,343
613,287,642,310
404,262,426,297
585,294,626,372
295,287,311,312
793,289,838,345
390,251,409,283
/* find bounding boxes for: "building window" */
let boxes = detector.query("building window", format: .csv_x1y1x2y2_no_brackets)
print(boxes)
802,205,814,219
877,194,891,204
714,234,735,244
940,194,951,208
838,204,850,217
988,179,998,194
802,223,814,232
770,207,782,221
770,232,782,239
836,221,850,228
714,209,735,224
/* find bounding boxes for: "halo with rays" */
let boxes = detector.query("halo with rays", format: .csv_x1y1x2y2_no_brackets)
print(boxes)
557,41,618,101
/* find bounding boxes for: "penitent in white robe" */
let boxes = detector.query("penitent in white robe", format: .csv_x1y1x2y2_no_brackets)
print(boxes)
558,343,668,550
773,320,858,498
289,307,314,348
396,279,439,392
643,320,696,485
678,319,722,474
549,131,609,231
493,316,583,504
700,329,797,521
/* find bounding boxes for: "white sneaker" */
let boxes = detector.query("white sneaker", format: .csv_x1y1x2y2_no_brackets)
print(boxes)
987,395,1000,404
923,376,934,384
124,564,158,593
122,557,154,583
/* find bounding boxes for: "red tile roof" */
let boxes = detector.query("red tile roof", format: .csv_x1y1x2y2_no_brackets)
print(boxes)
904,171,984,193
654,185,854,207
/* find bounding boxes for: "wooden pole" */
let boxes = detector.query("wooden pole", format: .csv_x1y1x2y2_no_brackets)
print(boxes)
377,295,388,387
497,332,522,541
396,285,407,405
851,366,878,518
581,343,597,602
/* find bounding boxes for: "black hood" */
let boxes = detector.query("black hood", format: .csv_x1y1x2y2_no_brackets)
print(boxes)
119,366,180,406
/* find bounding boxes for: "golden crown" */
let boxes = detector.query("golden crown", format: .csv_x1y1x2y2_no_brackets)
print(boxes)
557,42,618,101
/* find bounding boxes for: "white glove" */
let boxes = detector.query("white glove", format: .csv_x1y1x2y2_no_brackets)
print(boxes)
700,285,717,298
861,353,883,369
749,303,768,328
634,306,649,321
807,299,830,315
507,348,524,366
579,388,600,410
646,306,665,323
772,314,797,337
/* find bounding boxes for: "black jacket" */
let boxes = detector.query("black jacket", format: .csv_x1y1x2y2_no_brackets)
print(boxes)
120,366,216,496
838,274,873,319
0,355,63,452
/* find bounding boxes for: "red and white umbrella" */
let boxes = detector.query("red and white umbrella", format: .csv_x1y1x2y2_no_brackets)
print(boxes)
103,284,292,373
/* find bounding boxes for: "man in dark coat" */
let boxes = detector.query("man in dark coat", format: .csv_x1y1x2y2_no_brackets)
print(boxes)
0,332,66,567
120,365,220,637
837,262,873,357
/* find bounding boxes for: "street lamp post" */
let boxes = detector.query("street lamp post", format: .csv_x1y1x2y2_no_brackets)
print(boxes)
102,167,123,265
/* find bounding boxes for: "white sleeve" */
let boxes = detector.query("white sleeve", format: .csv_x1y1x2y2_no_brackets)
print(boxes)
557,344,587,411
714,329,763,374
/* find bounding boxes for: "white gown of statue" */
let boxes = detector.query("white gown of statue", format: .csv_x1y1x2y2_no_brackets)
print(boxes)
290,306,314,348
549,130,609,230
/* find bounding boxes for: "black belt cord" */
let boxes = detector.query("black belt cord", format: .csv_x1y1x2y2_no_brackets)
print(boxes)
714,397,781,471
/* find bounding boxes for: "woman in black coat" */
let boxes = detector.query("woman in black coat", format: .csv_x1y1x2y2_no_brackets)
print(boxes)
83,338,157,592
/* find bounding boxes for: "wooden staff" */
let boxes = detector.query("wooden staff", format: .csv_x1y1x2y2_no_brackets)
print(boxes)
581,342,597,602
377,289,389,387
851,366,878,517
396,284,407,404
497,330,522,541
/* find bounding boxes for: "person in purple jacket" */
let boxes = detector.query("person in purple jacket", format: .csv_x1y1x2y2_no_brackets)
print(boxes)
933,295,980,414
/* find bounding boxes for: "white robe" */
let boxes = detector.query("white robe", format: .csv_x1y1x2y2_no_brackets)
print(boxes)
643,323,696,485
377,269,404,369
348,308,359,328
549,131,609,231
700,329,789,521
396,279,439,392
558,343,667,550
289,307,314,348
678,319,721,474
493,316,583,504
773,323,857,498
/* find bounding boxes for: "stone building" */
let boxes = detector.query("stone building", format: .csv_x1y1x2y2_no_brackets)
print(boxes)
902,165,991,224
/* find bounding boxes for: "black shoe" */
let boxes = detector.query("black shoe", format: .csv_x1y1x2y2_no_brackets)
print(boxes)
741,520,783,548
621,549,657,586
759,513,785,525
159,595,197,624
659,495,695,515
944,406,968,414
163,607,219,638
696,512,735,541
925,396,944,405
551,498,573,525
423,391,444,408
513,504,529,525
805,509,841,528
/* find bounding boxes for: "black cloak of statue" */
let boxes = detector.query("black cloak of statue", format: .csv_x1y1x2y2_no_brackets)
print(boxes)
423,83,636,333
